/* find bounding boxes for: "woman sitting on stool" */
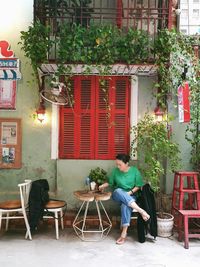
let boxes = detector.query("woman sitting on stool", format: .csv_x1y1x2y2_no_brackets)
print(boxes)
99,153,150,245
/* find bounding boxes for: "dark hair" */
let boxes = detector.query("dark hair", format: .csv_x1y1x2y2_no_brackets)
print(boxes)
116,154,130,164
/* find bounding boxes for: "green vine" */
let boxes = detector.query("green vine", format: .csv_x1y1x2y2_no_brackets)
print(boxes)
154,29,200,171
56,23,150,67
19,20,53,90
154,29,198,109
55,23,151,123
185,53,200,171
19,22,200,170
130,114,181,192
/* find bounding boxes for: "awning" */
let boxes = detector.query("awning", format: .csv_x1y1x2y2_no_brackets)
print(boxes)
39,63,157,77
0,69,21,80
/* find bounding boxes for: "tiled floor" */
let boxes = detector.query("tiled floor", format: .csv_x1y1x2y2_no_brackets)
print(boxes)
0,225,200,267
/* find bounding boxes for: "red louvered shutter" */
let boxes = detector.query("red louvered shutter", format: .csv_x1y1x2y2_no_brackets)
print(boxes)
113,77,130,156
59,76,130,159
59,76,95,159
79,77,95,158
95,77,110,159
59,79,75,159
96,76,130,159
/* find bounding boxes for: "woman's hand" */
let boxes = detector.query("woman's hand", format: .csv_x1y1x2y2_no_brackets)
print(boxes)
98,182,109,191
98,184,105,191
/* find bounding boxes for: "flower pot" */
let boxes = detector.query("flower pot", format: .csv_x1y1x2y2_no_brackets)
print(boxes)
157,212,174,237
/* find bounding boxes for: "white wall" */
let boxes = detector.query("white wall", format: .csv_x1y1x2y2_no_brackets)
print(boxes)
0,0,32,34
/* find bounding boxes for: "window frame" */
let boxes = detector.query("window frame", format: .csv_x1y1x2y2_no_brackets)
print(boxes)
58,75,131,160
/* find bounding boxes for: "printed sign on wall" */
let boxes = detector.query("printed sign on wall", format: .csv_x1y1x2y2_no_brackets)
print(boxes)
0,40,21,110
178,81,190,123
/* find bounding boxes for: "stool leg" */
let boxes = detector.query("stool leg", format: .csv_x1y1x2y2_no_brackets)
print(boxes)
73,201,85,225
0,212,2,230
5,212,10,231
54,211,59,240
99,201,112,226
60,209,64,230
184,215,189,249
82,201,89,232
178,213,183,242
95,201,103,238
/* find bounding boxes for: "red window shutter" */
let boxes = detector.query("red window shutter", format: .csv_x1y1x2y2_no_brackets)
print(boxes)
59,76,95,159
59,79,75,159
95,76,130,159
95,78,110,159
59,76,130,159
113,77,130,156
79,78,95,158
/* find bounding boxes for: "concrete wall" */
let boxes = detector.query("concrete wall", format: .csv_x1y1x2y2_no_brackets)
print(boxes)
0,1,192,208
0,0,55,199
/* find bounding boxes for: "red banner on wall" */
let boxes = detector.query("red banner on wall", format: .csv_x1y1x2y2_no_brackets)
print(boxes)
177,81,190,123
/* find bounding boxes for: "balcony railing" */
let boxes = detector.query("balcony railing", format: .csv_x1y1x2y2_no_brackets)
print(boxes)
34,0,172,63
34,0,171,34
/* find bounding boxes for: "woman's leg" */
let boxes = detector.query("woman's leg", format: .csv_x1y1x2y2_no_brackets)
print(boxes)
112,188,150,221
116,225,128,245
130,202,150,221
120,203,132,226
116,203,132,244
112,188,133,205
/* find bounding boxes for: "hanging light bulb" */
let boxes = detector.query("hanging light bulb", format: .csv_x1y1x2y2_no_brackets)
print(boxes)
36,102,46,123
154,106,164,122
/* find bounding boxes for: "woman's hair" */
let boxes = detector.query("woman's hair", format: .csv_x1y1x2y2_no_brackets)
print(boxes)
116,154,130,164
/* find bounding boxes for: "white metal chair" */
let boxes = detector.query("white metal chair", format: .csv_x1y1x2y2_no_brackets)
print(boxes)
0,180,32,240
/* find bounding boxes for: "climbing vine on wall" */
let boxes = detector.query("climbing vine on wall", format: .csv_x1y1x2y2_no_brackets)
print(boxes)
154,29,200,170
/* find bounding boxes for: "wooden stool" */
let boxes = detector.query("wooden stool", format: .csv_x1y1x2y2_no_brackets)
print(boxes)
171,171,200,227
178,210,200,249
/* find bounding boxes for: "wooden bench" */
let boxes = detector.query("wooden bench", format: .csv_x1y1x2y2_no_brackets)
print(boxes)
178,210,200,249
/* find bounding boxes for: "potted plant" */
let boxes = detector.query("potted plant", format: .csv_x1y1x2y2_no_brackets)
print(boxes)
88,167,108,189
131,114,181,237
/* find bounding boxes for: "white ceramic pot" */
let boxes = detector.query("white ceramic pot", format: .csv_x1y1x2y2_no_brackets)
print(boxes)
90,181,96,191
157,212,174,237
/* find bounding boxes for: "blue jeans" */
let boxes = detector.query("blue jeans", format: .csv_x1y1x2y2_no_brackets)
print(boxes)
112,188,136,227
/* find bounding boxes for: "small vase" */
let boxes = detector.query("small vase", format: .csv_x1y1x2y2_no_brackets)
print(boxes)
90,181,96,191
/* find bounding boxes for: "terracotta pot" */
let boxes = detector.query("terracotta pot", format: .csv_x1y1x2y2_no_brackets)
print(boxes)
157,212,174,237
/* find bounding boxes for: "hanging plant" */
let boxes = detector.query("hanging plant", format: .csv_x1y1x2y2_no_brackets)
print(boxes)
19,20,53,90
154,29,197,109
154,29,200,172
185,50,200,171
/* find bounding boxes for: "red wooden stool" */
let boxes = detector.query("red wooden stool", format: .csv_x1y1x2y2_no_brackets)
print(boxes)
171,171,200,228
178,210,200,249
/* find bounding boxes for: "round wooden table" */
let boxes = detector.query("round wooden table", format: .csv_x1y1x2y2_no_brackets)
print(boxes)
73,190,112,241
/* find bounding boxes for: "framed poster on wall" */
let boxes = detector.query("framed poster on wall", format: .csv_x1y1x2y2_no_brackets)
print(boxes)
0,80,16,110
0,118,21,168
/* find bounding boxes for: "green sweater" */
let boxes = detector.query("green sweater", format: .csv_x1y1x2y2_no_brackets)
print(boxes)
108,166,144,194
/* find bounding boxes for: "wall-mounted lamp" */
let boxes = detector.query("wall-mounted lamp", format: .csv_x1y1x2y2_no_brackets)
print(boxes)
154,106,164,122
36,102,46,123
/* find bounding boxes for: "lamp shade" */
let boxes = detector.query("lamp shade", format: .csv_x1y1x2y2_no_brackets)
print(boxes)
154,106,164,122
36,103,46,123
